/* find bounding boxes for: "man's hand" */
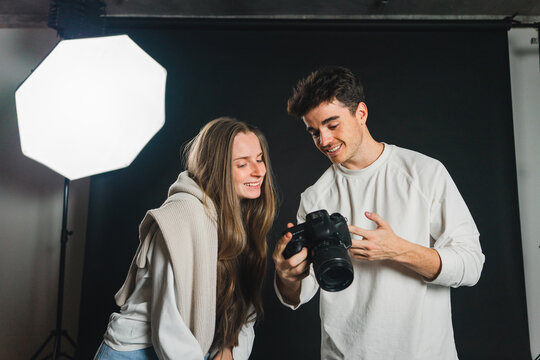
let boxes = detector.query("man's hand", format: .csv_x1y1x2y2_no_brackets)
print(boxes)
214,347,233,360
272,223,311,305
348,211,409,261
348,211,441,280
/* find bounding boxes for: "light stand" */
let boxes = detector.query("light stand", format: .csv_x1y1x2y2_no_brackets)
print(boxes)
15,20,167,360
31,178,77,360
29,2,106,356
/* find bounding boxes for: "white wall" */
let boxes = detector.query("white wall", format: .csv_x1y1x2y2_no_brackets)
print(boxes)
0,29,90,359
508,28,540,359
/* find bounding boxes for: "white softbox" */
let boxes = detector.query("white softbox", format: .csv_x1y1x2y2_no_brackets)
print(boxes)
15,35,167,180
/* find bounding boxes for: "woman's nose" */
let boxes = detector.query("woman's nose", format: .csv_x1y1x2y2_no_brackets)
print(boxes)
251,162,265,176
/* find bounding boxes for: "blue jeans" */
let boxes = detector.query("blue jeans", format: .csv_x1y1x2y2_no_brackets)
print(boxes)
93,342,159,360
94,342,211,359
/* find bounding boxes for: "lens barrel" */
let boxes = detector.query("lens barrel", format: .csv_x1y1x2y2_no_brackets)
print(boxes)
312,245,354,292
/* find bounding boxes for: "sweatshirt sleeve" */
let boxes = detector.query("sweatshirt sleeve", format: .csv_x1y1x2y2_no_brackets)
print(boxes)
150,232,206,360
273,266,320,310
426,164,485,288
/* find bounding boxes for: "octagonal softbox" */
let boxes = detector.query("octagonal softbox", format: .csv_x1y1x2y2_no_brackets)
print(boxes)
15,35,167,180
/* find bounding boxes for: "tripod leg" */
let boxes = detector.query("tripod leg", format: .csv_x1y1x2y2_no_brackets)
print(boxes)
61,330,77,348
30,331,55,360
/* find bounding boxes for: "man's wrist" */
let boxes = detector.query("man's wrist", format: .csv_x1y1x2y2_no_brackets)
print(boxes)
391,236,416,264
392,238,442,279
275,272,302,306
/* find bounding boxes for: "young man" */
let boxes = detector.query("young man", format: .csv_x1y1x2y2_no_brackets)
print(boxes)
272,66,485,359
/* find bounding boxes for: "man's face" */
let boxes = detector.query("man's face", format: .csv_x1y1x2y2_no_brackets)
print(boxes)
303,99,367,170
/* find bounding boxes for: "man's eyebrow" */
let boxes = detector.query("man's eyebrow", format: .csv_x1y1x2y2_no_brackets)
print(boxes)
306,116,340,133
233,152,263,161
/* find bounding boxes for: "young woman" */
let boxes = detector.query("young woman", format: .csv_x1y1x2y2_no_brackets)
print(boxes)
94,117,277,360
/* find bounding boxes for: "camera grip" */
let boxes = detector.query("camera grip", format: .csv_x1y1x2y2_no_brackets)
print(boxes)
282,240,304,259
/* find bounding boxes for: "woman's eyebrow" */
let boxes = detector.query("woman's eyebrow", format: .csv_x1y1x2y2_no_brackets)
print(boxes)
233,152,263,161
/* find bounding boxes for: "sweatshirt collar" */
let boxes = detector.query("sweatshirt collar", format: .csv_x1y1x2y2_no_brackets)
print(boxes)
335,143,392,178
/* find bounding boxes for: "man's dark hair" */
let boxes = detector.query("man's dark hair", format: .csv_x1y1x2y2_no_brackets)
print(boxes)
287,66,365,118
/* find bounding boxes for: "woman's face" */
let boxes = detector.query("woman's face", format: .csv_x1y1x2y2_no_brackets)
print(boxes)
232,132,266,199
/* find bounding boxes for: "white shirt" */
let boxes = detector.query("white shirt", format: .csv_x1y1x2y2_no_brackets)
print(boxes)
275,144,484,360
104,231,255,359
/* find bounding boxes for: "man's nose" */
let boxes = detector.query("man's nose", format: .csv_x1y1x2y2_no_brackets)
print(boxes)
319,130,333,147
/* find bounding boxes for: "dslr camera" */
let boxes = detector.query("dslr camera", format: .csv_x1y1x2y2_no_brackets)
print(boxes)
282,209,353,292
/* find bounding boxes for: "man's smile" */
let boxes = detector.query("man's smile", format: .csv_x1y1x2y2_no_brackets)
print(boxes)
325,143,343,156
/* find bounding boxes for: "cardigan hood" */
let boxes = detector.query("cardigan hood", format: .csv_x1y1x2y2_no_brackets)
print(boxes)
167,171,204,201
165,171,217,219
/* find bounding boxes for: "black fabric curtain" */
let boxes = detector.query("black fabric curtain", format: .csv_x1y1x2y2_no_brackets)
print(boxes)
77,22,530,359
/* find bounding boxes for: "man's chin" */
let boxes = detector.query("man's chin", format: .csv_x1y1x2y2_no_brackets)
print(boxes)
326,156,342,164
320,149,343,164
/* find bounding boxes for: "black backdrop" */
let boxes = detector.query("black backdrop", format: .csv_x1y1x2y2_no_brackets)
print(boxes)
77,22,531,359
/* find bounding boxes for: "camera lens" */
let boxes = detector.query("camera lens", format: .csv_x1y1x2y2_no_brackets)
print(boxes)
312,246,353,292
319,261,353,289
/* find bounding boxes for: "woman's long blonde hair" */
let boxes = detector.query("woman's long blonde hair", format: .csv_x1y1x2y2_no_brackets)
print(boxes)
183,117,277,351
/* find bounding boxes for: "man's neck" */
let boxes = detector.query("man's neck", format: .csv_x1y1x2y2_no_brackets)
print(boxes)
341,138,384,170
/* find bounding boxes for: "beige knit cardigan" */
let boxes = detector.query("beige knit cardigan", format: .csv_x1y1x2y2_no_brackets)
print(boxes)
115,171,218,355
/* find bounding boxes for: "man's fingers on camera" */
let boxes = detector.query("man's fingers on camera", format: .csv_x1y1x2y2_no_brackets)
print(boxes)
279,256,309,281
290,257,310,278
274,231,293,257
287,247,308,267
274,247,306,275
294,266,311,280
280,232,293,247
278,223,295,247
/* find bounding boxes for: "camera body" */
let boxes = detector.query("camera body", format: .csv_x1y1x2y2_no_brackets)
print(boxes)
283,209,354,292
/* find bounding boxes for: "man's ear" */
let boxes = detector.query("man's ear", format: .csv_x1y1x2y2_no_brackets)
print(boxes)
355,102,368,125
